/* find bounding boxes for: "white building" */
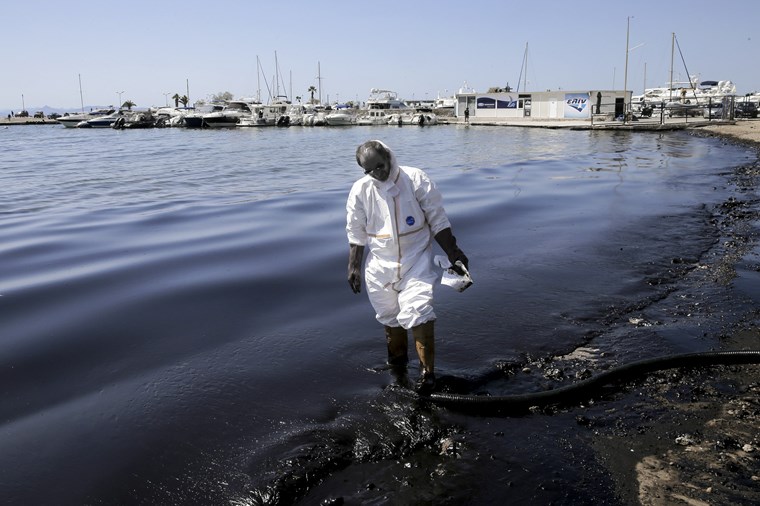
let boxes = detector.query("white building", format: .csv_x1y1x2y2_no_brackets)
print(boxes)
456,88,633,120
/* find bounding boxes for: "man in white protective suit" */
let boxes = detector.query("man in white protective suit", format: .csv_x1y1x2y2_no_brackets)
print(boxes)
346,140,469,392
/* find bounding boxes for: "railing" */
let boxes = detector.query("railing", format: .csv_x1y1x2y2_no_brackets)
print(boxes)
591,95,756,127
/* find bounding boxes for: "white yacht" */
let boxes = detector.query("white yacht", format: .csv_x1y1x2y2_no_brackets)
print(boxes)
356,89,409,125
202,100,256,128
433,91,456,110
302,106,327,127
77,109,123,128
632,76,736,110
238,102,290,127
183,103,223,128
409,111,438,125
356,109,391,126
365,88,409,110
324,107,355,126
152,106,194,127
57,108,116,128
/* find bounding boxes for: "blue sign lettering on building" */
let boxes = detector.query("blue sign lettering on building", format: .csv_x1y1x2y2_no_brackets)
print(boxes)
477,97,496,109
566,97,587,113
564,93,590,118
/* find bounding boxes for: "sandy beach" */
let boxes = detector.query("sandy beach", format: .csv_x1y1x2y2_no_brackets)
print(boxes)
699,119,760,145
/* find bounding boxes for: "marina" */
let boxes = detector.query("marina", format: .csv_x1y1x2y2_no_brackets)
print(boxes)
2,100,749,131
4,81,752,132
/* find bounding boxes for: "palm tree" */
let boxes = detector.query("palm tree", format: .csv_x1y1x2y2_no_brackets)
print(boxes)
308,86,317,104
172,93,180,107
179,95,189,107
123,100,136,111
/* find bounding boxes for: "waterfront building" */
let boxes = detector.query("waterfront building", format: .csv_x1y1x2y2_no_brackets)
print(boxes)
456,88,632,121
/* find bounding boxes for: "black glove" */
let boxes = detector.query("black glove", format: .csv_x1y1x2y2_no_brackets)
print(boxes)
347,244,365,294
434,228,469,275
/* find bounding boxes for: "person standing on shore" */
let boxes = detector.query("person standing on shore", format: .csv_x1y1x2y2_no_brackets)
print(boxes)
464,107,469,124
346,140,469,392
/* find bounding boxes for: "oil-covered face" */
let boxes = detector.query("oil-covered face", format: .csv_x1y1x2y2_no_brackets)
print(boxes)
359,148,392,182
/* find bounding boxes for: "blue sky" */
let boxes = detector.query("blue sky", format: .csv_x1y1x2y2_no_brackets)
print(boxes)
3,0,759,111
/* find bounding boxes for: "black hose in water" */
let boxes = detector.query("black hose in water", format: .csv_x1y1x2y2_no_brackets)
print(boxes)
424,350,760,415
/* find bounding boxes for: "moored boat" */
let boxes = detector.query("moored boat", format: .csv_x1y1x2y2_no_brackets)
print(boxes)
386,113,408,126
632,76,737,112
357,88,410,126
153,106,194,127
77,109,123,128
324,108,355,126
365,88,409,110
302,106,327,127
238,102,290,127
182,103,223,128
112,110,156,129
57,108,116,128
433,91,456,111
409,110,438,125
355,109,391,126
202,100,256,128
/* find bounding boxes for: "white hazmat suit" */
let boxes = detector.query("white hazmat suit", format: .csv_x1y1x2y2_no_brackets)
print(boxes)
346,142,451,329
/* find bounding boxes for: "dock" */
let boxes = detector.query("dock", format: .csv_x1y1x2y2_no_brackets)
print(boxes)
2,116,59,126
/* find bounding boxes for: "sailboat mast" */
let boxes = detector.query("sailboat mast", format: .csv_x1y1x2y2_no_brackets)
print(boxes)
669,33,675,103
517,42,528,93
643,62,647,93
78,73,84,114
623,16,630,123
256,55,261,103
275,51,280,100
523,43,528,92
317,61,322,105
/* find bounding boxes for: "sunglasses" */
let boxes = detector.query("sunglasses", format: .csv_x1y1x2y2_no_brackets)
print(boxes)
364,163,386,175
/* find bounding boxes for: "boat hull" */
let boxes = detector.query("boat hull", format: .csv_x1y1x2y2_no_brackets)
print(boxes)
183,116,205,128
85,118,119,128
325,113,354,126
203,115,243,128
57,116,89,128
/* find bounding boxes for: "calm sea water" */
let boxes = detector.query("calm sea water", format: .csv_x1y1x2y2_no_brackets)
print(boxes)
0,124,756,504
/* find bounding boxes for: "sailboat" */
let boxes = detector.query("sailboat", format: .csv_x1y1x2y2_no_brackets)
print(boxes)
238,52,291,127
631,33,735,115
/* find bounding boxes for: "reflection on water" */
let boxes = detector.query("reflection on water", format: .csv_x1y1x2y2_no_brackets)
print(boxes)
0,125,755,504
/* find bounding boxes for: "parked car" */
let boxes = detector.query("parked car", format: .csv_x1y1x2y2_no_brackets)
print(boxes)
666,101,701,117
734,102,758,118
703,103,724,119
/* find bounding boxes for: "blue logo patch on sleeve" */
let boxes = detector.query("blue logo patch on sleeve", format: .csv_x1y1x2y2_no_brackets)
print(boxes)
406,216,415,226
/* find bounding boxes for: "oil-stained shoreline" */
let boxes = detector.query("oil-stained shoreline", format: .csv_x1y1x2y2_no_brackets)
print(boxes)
247,125,760,505
513,125,760,505
582,148,760,505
